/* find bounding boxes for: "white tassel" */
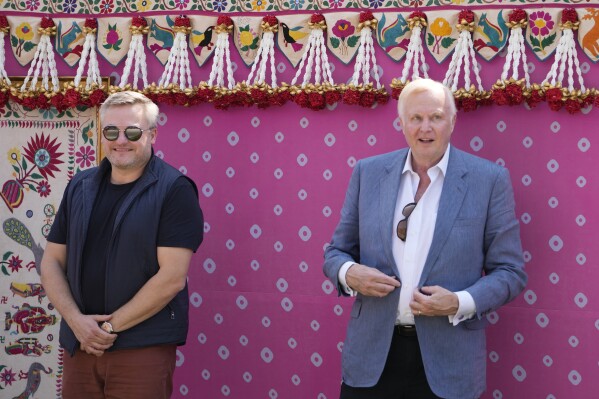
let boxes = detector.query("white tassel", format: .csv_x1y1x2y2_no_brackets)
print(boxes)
208,18,236,90
120,18,149,90
21,18,59,93
158,17,193,90
0,30,11,85
74,19,102,90
291,16,334,87
399,12,429,84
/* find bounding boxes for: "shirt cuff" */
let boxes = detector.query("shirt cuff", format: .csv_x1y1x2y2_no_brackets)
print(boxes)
448,291,476,326
338,262,357,297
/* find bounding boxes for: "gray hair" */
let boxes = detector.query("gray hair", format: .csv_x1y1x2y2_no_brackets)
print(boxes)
99,91,159,129
397,78,457,119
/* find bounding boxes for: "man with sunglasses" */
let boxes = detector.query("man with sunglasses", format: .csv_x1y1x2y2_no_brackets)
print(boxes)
324,79,527,399
41,91,204,398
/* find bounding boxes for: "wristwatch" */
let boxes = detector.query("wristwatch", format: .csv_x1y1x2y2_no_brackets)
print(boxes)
100,321,116,334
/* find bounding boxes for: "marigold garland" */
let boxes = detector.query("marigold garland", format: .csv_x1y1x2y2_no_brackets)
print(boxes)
0,10,597,114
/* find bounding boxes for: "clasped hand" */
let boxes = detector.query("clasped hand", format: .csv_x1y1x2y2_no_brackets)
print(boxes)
70,313,117,357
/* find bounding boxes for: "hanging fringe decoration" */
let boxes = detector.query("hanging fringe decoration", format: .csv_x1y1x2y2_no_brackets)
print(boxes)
342,11,389,108
442,10,489,112
290,13,341,111
147,15,197,107
538,9,594,114
0,15,10,108
390,11,428,100
206,15,249,109
491,9,539,108
58,18,106,113
116,16,150,92
241,15,291,108
10,17,60,109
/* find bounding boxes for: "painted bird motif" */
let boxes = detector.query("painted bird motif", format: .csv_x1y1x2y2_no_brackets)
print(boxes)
280,23,308,52
3,218,43,275
192,26,214,57
12,362,52,399
377,14,411,54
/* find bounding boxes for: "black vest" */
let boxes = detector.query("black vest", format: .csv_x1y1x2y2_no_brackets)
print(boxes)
59,155,195,355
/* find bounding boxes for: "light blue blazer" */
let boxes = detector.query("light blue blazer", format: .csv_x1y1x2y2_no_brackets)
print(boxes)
323,146,527,399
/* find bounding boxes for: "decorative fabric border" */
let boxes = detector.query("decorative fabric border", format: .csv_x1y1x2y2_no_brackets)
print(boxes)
5,0,599,14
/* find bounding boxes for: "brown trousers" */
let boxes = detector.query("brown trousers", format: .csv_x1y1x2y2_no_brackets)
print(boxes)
62,344,177,399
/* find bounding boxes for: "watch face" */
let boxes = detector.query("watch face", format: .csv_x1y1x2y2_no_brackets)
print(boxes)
101,322,113,333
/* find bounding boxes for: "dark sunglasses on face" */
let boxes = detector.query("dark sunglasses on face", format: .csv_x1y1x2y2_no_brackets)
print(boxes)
102,126,154,142
396,202,417,241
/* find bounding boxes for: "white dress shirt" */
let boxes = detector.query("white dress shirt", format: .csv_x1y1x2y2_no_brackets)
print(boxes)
339,145,476,326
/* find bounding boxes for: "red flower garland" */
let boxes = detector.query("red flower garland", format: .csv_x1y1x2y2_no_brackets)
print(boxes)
40,17,55,29
132,16,148,28
217,15,233,27
84,18,97,30
458,10,475,24
310,13,325,24
360,11,374,23
509,9,527,24
561,8,578,24
0,15,9,31
175,15,191,28
262,15,278,28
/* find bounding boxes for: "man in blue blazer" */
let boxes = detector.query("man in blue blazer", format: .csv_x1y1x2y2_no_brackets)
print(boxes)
323,79,527,399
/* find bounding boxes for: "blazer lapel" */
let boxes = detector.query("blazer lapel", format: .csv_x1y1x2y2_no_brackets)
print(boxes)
378,149,408,277
419,147,468,285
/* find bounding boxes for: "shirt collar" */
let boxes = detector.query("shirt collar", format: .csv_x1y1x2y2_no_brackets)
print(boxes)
403,144,451,178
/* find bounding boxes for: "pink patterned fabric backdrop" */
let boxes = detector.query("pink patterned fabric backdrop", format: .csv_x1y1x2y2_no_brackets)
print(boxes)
2,19,598,399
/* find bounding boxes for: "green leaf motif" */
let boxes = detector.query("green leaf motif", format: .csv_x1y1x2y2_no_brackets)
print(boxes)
240,26,249,32
21,157,27,170
12,164,20,174
441,37,456,49
23,41,35,52
11,35,18,47
347,36,359,48
27,183,36,191
2,251,14,261
541,33,556,49
330,37,340,49
427,33,434,46
1,265,9,276
529,35,540,48
103,43,112,49
30,173,43,180
241,45,249,51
